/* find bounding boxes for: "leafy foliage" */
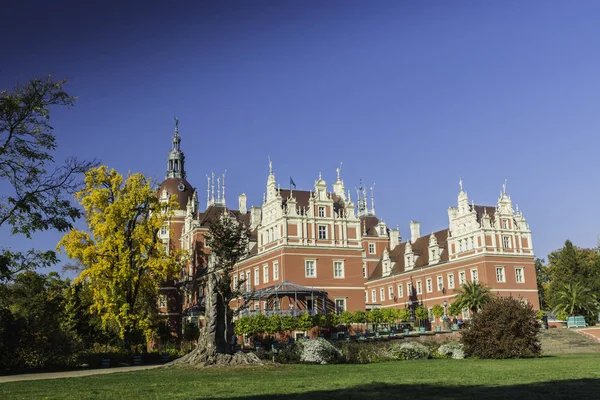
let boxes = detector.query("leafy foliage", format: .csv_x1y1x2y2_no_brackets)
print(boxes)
453,281,493,313
434,342,465,359
390,342,430,360
553,281,599,318
0,76,96,281
297,338,341,364
432,304,444,319
58,166,182,347
460,296,541,359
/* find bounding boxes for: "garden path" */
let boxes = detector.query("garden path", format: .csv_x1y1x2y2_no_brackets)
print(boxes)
0,364,161,383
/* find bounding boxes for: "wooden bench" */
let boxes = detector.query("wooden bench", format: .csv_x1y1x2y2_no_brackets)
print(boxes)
567,316,587,328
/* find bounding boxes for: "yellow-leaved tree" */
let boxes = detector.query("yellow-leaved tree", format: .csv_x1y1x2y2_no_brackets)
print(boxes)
57,166,183,349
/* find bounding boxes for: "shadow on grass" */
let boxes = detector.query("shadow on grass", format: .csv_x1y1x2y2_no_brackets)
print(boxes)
203,379,600,400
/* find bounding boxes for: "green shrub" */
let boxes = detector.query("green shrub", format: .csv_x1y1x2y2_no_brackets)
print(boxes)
434,341,465,359
390,342,430,360
337,341,393,364
275,343,302,363
460,296,541,359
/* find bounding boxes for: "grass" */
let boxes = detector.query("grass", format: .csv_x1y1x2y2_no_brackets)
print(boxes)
2,328,600,399
2,354,600,399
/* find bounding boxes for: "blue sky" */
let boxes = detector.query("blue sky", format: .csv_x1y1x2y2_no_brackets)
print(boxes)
2,1,599,275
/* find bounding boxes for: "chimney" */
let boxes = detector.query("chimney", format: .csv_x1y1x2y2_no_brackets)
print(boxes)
410,221,421,244
238,193,247,214
250,206,262,230
390,228,400,249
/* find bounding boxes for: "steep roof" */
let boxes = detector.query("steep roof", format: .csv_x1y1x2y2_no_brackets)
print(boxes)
159,178,194,210
470,205,496,223
196,205,251,229
368,229,450,281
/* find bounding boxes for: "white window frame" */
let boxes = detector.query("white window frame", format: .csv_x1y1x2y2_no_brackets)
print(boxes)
397,284,403,298
254,268,260,286
407,282,413,296
335,298,346,313
158,294,167,308
416,280,423,295
503,236,511,249
245,271,251,291
305,260,317,278
388,285,394,300
515,267,525,283
161,226,167,235
496,266,506,283
447,273,455,289
263,264,269,283
379,287,385,302
458,271,466,285
333,260,345,278
365,291,368,303
362,264,367,278
233,275,238,290
470,268,478,283
437,276,443,291
502,219,508,229
368,243,375,254
318,225,327,240
318,206,325,217
426,278,433,293
273,262,279,280
371,289,376,303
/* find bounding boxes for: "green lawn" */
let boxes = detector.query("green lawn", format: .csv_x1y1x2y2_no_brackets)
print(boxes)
2,354,600,399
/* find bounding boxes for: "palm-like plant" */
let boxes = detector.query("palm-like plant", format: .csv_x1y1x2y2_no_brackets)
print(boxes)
553,281,599,317
453,281,493,314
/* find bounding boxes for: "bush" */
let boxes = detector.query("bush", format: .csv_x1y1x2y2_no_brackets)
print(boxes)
297,338,341,364
390,342,430,360
337,341,393,364
460,296,541,359
434,341,465,359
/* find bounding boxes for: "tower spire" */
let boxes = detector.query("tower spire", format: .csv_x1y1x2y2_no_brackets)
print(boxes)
166,117,186,179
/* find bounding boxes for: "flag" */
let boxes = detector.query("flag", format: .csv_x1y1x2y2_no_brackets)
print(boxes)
290,177,296,189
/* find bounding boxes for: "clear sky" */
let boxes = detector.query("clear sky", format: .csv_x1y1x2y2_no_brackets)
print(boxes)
2,1,599,276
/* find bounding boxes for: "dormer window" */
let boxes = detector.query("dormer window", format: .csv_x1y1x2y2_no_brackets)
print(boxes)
380,226,385,235
502,219,508,229
318,206,325,217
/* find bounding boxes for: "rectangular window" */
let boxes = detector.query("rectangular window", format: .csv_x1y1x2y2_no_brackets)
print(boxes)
305,260,316,277
263,265,269,283
426,278,433,293
368,243,375,254
318,225,327,239
407,282,413,296
245,271,251,291
362,264,367,278
437,276,443,291
380,288,385,302
503,236,511,249
397,284,403,298
158,294,167,308
365,291,368,303
333,261,344,278
233,276,238,290
515,267,525,283
273,262,279,280
471,268,478,283
371,289,376,303
416,280,422,295
496,266,506,282
318,206,325,217
502,219,508,229
459,271,466,285
448,273,455,289
335,298,346,314
254,268,259,286
161,226,167,235
388,286,394,300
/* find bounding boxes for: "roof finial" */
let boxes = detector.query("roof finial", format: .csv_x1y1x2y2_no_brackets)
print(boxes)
370,184,376,216
459,176,463,192
222,170,227,205
206,174,210,207
211,171,215,203
174,116,179,134
502,179,507,195
336,162,343,181
268,155,272,174
319,171,322,180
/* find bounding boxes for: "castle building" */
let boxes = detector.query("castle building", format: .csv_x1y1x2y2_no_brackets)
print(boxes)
156,122,539,332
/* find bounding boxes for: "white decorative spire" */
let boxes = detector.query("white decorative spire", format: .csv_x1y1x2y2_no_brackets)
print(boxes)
370,184,376,216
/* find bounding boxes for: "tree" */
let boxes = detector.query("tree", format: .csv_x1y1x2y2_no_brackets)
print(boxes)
453,281,493,314
0,76,96,281
461,297,541,359
535,258,550,310
547,240,600,311
553,281,599,321
432,304,444,322
58,166,181,350
170,212,262,366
